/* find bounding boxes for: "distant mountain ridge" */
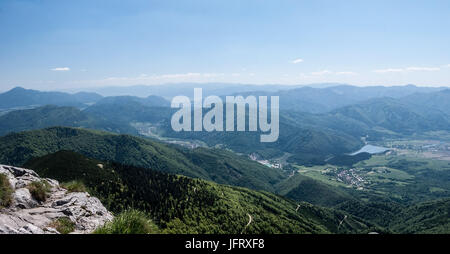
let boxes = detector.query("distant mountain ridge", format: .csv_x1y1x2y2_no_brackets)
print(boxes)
77,83,306,98
329,91,450,135
3,83,444,112
71,83,445,101
232,84,446,113
0,105,136,136
95,95,170,107
1,85,449,164
0,103,364,165
399,89,450,115
0,87,103,109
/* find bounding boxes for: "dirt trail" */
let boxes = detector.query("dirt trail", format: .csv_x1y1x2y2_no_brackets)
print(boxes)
241,213,253,234
338,215,347,230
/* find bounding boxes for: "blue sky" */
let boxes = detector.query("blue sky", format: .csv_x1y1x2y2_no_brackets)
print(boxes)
0,0,449,91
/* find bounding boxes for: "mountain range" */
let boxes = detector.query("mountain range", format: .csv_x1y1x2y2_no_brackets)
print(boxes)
0,84,449,233
0,87,102,110
1,85,449,164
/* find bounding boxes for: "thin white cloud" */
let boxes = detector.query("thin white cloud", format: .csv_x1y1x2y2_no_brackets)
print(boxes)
65,72,263,87
291,58,304,64
50,67,70,71
308,70,357,76
311,70,332,76
336,71,358,75
374,66,440,73
95,72,231,84
405,66,440,71
373,68,404,73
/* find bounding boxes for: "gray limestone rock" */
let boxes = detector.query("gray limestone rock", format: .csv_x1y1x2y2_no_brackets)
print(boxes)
0,164,113,234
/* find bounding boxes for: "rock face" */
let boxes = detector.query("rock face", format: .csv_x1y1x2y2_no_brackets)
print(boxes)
0,164,113,234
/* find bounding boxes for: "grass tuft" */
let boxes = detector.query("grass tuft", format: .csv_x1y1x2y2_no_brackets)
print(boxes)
27,180,51,202
0,173,13,208
61,180,87,193
93,209,158,234
49,217,75,234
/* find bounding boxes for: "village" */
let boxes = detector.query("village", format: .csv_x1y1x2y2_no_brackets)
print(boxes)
324,167,367,189
248,153,283,169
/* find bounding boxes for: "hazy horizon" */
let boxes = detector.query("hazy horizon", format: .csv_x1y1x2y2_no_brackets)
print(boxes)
2,82,450,95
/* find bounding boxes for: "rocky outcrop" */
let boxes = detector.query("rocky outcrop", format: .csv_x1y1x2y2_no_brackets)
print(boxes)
0,164,113,234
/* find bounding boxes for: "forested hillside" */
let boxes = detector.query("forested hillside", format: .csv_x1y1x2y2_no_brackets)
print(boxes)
23,150,376,234
0,127,284,192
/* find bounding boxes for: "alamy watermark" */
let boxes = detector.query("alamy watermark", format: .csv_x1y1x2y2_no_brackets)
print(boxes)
170,88,279,142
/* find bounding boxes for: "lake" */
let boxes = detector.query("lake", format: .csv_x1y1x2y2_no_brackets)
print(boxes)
350,145,389,156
